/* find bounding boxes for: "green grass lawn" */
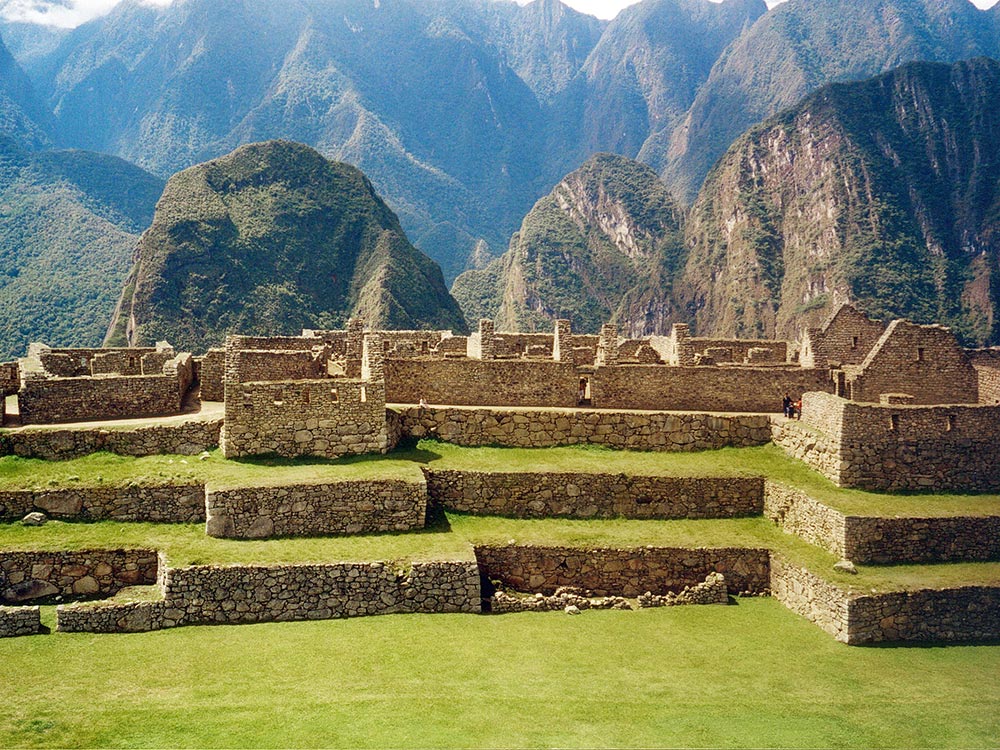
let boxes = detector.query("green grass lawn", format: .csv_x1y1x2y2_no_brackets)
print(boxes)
2,601,999,748
3,440,998,518
0,449,424,490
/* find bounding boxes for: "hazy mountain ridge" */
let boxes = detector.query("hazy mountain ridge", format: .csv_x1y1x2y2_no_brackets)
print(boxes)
0,137,164,360
661,0,1000,203
106,141,469,352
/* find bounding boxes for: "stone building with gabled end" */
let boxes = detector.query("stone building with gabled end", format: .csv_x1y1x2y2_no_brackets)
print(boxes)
843,320,980,405
799,304,887,369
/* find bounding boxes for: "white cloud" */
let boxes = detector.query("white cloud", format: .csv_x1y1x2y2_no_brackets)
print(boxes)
0,0,172,28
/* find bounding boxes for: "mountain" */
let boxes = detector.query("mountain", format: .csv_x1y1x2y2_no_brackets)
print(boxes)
0,138,164,360
661,0,1000,203
677,57,1000,346
547,0,765,183
105,141,469,352
0,34,50,148
19,0,565,281
452,152,686,335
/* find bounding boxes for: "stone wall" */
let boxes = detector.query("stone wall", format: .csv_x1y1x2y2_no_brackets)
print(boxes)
205,479,426,538
222,379,391,459
396,406,773,451
0,483,205,523
848,587,1000,644
769,555,850,642
426,470,763,519
385,359,833,412
199,348,226,401
764,482,847,558
800,305,886,369
844,516,1000,564
976,363,1000,404
18,373,187,425
57,560,481,633
848,321,979,405
1,549,158,603
474,545,771,597
0,418,222,460
0,606,40,637
790,392,1000,491
690,338,789,363
0,361,19,396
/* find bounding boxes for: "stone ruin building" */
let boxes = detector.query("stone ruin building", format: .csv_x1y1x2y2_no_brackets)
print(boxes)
2,304,1000,645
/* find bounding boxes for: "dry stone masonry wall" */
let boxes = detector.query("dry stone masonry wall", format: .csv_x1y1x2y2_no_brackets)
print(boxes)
426,470,763,519
786,392,1000,491
57,560,480,633
1,549,158,604
475,545,770,597
0,418,222,460
0,605,40,637
205,479,427,538
0,483,205,523
396,406,773,451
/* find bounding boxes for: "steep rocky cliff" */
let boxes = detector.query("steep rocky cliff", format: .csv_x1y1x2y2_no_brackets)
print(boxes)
452,153,685,335
678,58,1000,346
660,0,1000,204
105,141,468,351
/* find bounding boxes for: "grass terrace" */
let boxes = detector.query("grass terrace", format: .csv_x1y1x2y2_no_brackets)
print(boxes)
2,603,1000,748
2,441,999,519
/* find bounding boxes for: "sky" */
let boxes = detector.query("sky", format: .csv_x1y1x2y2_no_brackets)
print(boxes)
1,0,998,27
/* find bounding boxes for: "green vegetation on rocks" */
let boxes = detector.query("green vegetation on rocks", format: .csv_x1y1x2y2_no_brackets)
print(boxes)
679,58,1000,345
0,139,163,360
452,153,686,335
105,141,468,351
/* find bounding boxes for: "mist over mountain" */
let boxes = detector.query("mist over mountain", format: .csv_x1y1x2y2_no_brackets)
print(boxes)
105,141,468,352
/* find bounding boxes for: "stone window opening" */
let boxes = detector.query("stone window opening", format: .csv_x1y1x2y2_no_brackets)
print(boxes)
917,347,925,362
421,341,429,354
835,371,847,398
946,414,956,432
302,388,310,405
273,389,284,406
128,356,137,369
577,376,592,407
330,388,339,403
383,340,390,353
890,413,900,431
242,390,253,408
360,386,367,403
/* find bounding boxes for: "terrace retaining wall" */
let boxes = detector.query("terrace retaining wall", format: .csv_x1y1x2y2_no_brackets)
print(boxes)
474,545,770,597
426,470,763,519
57,560,481,633
0,483,205,523
0,605,40,637
0,419,222,460
395,407,773,451
1,549,158,604
205,479,427,539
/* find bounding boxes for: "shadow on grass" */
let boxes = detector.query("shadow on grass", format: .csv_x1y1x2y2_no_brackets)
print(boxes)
226,437,443,469
861,637,1000,649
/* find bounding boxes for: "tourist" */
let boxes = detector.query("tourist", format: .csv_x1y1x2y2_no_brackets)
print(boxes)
419,397,428,409
782,394,792,418
795,398,802,420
